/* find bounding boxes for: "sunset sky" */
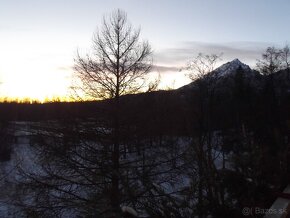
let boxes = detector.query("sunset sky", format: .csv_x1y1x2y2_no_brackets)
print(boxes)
0,0,289,101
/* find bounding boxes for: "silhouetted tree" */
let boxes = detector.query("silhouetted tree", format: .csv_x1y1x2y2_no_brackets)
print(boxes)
187,53,222,80
256,46,282,75
73,9,152,216
12,9,189,218
281,45,290,70
72,9,152,100
186,53,223,218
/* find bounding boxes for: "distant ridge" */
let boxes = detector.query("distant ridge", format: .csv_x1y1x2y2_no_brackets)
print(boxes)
178,59,257,90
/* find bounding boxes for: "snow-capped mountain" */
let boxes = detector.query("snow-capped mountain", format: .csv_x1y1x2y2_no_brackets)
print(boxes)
179,59,259,91
212,58,252,77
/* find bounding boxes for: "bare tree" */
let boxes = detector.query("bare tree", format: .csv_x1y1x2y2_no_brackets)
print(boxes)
146,73,160,92
186,53,222,80
256,46,283,75
73,9,152,100
73,9,152,216
186,53,223,218
281,45,290,70
12,9,188,218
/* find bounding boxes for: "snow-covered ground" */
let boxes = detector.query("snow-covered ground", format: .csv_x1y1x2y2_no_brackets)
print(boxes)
0,122,232,217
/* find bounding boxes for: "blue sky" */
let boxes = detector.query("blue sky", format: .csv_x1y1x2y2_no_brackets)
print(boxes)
0,0,289,100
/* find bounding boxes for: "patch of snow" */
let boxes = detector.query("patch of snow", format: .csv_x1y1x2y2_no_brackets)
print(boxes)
214,59,252,77
246,178,253,183
121,206,138,217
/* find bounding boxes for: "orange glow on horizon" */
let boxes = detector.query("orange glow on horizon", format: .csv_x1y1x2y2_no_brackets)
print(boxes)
0,96,75,104
0,72,189,103
0,66,188,103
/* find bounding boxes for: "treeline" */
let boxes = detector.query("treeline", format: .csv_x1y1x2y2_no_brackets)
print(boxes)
0,101,107,121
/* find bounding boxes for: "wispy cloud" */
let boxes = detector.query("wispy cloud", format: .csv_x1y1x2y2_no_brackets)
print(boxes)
0,25,33,32
151,65,181,73
57,66,73,71
154,41,274,68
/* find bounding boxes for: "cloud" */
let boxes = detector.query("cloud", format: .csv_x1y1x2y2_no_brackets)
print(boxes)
57,66,73,71
151,65,181,73
154,41,274,67
0,25,33,32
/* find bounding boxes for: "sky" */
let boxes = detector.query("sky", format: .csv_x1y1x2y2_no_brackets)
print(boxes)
0,0,289,101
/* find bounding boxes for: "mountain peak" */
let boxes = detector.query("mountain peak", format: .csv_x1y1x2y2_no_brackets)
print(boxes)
214,59,251,77
178,58,257,91
231,58,242,64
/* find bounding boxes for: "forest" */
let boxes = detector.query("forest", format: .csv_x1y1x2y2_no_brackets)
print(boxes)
0,9,290,218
